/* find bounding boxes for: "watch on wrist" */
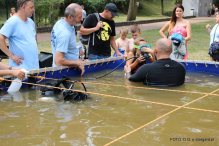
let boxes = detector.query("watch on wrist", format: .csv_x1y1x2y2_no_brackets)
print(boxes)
8,66,12,70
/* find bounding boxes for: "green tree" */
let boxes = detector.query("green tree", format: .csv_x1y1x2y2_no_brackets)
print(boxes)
34,0,64,26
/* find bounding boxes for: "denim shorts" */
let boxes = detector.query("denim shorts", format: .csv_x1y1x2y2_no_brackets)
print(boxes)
88,54,110,60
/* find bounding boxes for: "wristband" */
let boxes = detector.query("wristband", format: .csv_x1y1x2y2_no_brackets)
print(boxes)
8,66,12,70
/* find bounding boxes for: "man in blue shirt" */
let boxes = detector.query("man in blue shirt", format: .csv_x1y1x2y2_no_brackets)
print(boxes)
81,5,87,24
0,0,39,71
51,3,84,76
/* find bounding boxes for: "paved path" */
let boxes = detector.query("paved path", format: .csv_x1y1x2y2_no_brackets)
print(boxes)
37,17,214,42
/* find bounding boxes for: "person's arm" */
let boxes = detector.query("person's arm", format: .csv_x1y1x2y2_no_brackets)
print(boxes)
110,36,123,56
159,21,170,38
0,34,24,65
115,38,119,48
0,70,25,80
54,51,84,76
185,20,191,41
126,52,145,71
125,64,149,82
206,24,212,35
0,62,25,80
79,15,103,35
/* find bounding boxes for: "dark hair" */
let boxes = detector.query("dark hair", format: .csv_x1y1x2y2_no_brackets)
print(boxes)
17,0,33,10
168,4,184,32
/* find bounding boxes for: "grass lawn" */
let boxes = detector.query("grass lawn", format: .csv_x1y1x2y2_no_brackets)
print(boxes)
34,20,215,64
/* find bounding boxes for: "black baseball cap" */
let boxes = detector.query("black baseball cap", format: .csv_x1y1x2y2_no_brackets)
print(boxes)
105,3,119,16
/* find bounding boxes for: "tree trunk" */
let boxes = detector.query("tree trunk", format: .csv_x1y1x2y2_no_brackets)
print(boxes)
161,0,164,15
126,0,138,21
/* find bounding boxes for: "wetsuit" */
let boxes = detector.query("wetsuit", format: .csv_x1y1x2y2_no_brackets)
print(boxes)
129,58,186,86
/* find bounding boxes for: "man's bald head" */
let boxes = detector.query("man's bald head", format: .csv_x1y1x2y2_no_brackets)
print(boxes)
155,38,172,54
64,3,82,18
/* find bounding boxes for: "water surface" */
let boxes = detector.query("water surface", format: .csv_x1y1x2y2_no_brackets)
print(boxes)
0,69,218,146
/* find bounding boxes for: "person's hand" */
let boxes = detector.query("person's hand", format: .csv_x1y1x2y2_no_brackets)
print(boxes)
141,47,153,54
11,55,23,65
124,63,131,73
137,56,146,63
96,21,103,31
116,52,123,56
12,67,22,70
10,70,25,80
77,61,85,76
206,24,211,29
79,50,84,56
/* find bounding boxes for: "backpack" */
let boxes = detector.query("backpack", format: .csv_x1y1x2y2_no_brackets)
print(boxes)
79,13,101,45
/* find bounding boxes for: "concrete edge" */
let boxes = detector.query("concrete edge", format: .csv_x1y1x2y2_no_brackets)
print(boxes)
36,16,196,33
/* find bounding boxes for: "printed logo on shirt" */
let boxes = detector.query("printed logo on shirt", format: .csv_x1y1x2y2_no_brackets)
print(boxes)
97,22,112,41
51,29,56,48
165,64,170,67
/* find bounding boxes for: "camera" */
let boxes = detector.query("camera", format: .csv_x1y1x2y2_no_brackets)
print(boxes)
141,52,150,60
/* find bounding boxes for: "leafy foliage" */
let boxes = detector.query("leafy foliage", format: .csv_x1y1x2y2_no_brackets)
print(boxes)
213,0,219,8
34,0,64,26
163,11,172,17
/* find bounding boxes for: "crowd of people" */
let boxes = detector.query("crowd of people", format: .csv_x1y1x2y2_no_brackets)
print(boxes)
0,0,218,87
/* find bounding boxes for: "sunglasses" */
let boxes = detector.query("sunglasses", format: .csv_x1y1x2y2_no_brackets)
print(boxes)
134,44,151,51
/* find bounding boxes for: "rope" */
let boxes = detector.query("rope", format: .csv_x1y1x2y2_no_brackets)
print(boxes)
44,67,47,76
104,88,219,146
60,65,63,73
215,61,218,68
101,58,105,66
3,77,219,115
94,59,99,67
193,60,198,66
27,75,219,97
107,58,111,64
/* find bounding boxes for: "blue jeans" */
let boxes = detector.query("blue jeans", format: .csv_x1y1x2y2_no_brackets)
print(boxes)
88,54,110,60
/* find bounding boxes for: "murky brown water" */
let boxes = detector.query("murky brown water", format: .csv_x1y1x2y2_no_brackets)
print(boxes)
0,69,219,146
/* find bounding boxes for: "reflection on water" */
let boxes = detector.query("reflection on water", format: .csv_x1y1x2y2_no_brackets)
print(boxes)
0,69,219,145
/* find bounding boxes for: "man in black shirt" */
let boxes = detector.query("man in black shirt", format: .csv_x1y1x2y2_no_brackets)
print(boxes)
79,3,122,60
124,38,186,86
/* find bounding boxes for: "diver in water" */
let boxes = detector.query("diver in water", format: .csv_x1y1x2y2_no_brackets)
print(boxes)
124,38,186,86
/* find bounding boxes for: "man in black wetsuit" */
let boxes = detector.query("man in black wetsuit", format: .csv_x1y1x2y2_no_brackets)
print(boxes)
124,38,186,86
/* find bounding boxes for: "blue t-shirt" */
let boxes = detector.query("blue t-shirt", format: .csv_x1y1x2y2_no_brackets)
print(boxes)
210,24,219,46
51,18,79,67
82,10,86,19
0,16,39,70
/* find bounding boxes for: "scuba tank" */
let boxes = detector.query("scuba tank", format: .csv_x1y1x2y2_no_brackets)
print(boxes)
40,75,88,101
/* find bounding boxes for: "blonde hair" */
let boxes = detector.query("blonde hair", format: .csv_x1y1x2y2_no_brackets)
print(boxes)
11,7,15,11
215,12,219,16
134,37,147,46
130,25,141,33
120,26,129,34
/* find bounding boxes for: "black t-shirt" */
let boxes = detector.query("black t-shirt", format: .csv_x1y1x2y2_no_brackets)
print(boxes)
129,58,186,86
82,13,116,56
